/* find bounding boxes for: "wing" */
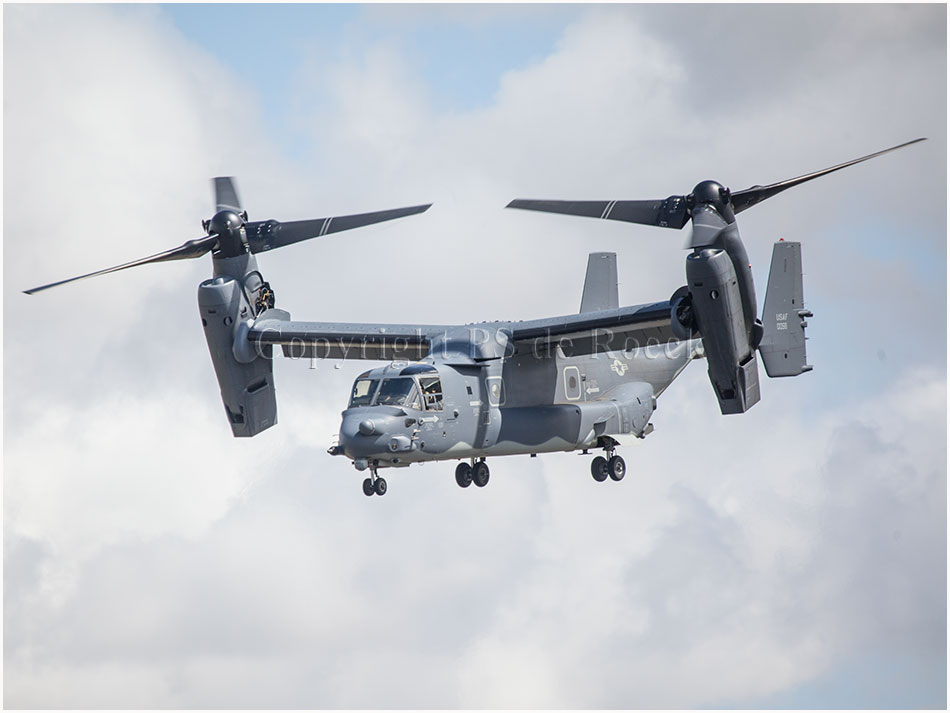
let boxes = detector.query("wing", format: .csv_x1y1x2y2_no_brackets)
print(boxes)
510,301,678,357
248,301,679,363
248,311,452,361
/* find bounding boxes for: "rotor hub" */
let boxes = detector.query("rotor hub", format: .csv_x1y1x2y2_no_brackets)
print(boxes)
208,209,248,257
690,180,734,222
208,209,244,238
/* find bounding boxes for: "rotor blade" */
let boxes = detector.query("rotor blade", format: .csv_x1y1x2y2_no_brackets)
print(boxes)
687,206,729,249
24,234,218,295
245,203,432,253
730,138,927,214
213,176,242,212
506,197,690,229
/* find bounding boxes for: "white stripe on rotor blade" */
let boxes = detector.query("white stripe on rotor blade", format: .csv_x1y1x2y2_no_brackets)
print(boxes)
320,218,333,236
601,201,617,219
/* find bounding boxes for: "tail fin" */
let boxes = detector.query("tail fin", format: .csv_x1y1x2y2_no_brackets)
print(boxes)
758,240,813,377
580,252,619,313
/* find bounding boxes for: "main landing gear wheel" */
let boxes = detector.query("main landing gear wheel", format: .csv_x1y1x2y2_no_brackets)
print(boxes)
362,478,374,497
591,456,608,482
473,461,490,487
607,455,626,481
455,462,473,488
374,477,388,496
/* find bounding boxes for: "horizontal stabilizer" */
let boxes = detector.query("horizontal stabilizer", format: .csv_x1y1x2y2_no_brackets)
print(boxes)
759,240,812,377
580,252,619,313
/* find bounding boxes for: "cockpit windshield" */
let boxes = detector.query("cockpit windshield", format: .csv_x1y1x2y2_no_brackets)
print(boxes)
374,377,421,409
349,378,379,407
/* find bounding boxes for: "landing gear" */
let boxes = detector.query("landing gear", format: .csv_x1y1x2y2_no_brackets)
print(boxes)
590,440,626,484
591,456,608,482
455,462,473,488
607,455,626,481
473,460,490,487
457,459,489,488
363,466,388,497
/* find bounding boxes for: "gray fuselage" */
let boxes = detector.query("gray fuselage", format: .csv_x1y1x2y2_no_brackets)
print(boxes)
338,334,700,470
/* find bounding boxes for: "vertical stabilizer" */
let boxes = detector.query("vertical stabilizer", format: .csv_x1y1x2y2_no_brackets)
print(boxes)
580,252,619,313
759,240,813,377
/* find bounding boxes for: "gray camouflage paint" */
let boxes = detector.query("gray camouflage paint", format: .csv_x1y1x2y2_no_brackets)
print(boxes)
200,244,805,478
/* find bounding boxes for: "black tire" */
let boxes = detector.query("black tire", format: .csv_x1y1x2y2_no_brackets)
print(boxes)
608,455,626,481
455,462,473,488
362,478,375,496
374,477,388,496
473,461,490,487
591,456,608,482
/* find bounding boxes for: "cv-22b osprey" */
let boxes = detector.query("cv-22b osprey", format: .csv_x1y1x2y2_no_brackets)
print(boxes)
26,139,925,496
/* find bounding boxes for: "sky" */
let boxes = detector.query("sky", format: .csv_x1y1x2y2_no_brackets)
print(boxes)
3,2,947,709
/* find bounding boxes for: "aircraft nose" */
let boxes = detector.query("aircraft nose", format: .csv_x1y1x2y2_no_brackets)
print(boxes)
339,411,398,457
339,413,364,442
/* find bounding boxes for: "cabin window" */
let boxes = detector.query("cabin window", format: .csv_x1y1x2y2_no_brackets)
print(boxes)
349,378,379,407
419,375,444,410
487,376,506,406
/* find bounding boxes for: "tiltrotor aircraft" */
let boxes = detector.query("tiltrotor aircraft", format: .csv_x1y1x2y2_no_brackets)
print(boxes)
26,139,925,496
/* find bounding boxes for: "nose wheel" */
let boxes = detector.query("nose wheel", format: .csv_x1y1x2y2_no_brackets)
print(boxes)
362,467,388,497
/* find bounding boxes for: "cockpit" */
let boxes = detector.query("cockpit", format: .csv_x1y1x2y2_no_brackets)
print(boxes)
348,364,444,411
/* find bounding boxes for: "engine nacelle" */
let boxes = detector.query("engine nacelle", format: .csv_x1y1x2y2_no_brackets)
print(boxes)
686,249,760,414
198,274,277,437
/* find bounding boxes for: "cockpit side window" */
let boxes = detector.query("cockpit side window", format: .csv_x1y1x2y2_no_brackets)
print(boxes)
374,377,421,409
349,378,379,407
419,375,444,411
